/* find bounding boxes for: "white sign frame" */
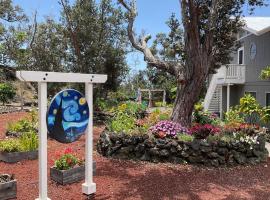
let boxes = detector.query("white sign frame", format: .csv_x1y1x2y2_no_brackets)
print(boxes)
16,71,107,200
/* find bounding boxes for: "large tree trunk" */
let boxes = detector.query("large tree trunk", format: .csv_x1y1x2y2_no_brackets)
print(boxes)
171,68,207,127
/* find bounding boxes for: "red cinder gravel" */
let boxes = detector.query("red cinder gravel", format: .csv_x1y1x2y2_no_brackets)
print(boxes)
0,112,270,200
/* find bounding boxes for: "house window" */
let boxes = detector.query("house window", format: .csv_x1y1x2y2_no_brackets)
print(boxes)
266,93,270,106
245,91,256,99
238,47,244,64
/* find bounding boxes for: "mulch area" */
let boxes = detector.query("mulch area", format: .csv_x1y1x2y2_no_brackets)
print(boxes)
1,112,270,200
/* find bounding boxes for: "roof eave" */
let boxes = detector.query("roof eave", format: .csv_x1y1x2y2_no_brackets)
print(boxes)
243,26,270,36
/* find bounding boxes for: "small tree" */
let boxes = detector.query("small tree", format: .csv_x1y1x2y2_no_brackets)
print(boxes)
0,83,16,105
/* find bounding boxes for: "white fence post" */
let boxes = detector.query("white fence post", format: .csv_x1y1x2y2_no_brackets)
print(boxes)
82,83,96,195
36,82,50,200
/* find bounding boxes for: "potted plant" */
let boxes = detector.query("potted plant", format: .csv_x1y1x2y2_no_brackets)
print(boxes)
50,148,96,185
0,174,17,200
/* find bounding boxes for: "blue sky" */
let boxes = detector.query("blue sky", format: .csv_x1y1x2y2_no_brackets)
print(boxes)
13,0,270,71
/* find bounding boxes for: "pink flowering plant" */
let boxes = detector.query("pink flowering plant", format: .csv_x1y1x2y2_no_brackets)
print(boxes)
190,124,221,139
150,120,190,138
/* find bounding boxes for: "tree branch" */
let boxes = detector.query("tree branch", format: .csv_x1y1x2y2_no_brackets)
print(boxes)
29,11,37,49
60,0,83,69
118,0,182,76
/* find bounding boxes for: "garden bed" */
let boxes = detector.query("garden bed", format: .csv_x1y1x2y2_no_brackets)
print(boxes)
0,150,38,163
97,131,268,167
50,161,96,185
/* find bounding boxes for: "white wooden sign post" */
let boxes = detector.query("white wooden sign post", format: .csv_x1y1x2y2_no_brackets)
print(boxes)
16,71,107,200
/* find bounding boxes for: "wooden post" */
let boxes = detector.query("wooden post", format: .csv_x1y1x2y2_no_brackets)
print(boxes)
138,89,142,104
82,83,96,195
36,82,50,200
163,90,166,107
148,90,152,108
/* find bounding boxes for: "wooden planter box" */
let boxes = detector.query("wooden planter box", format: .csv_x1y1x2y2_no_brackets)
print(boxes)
0,150,38,163
50,161,96,185
0,180,17,200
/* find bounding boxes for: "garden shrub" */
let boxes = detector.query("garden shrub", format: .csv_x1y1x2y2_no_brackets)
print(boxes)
260,66,270,80
0,139,22,152
190,124,220,139
7,109,38,134
95,98,118,112
108,112,136,134
0,131,38,153
150,120,190,138
19,131,38,151
224,108,244,124
144,109,171,128
193,102,221,126
238,94,261,124
0,83,16,105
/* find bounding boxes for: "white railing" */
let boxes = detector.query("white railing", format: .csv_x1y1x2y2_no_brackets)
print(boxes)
225,64,246,82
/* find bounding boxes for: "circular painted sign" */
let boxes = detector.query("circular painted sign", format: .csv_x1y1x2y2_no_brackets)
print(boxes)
47,89,89,143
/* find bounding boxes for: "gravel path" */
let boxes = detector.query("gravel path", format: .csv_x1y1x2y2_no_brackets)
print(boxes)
0,113,270,200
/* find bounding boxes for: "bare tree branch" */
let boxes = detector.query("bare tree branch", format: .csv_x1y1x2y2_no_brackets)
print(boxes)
118,0,183,76
29,11,37,49
60,0,83,70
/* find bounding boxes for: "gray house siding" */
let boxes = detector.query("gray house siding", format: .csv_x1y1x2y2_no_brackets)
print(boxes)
223,31,270,108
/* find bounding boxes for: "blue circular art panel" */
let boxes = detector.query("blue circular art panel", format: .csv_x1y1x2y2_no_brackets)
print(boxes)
47,89,89,143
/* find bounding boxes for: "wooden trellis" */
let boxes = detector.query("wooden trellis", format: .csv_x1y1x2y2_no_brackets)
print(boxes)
137,88,166,107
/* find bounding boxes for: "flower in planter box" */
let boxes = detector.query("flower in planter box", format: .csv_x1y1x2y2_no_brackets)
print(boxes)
150,120,190,138
52,148,82,170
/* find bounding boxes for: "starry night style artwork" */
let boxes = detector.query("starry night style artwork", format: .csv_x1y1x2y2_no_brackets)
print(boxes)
47,89,89,143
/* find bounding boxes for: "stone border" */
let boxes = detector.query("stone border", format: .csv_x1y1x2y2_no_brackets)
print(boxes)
0,150,38,163
97,131,268,167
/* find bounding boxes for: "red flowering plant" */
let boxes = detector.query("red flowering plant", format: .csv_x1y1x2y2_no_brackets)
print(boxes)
223,123,261,136
52,148,83,170
190,124,221,139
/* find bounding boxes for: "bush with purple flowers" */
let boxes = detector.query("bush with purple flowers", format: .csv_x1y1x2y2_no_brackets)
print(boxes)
150,120,190,138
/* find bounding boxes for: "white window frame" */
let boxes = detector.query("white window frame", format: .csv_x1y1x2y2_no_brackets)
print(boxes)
238,47,245,65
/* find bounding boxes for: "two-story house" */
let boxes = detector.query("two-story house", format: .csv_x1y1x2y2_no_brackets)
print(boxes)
204,17,270,117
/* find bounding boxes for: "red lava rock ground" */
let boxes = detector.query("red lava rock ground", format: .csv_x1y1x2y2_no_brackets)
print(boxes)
1,112,270,200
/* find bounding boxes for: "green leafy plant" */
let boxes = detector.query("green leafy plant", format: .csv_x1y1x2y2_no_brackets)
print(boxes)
7,110,37,134
109,112,136,134
0,131,38,153
19,131,38,151
0,83,16,105
260,66,270,80
193,102,221,126
0,139,22,152
177,133,194,142
224,108,244,124
238,94,261,124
